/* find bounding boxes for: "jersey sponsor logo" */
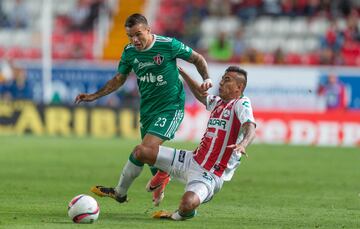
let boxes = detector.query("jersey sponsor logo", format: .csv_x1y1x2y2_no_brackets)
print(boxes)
205,131,216,138
208,118,227,129
153,54,164,65
242,101,250,108
178,150,186,163
213,164,220,171
138,72,167,86
137,61,155,69
202,172,213,182
208,97,216,107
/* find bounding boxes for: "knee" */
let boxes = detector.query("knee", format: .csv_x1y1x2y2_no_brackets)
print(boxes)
179,192,200,213
132,144,158,164
132,144,145,162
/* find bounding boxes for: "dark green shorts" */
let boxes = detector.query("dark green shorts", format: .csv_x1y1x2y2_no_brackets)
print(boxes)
140,109,184,140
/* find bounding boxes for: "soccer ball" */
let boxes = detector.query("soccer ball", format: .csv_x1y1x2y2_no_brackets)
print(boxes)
67,194,100,223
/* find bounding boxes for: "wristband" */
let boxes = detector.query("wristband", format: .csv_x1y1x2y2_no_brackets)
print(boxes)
204,79,212,84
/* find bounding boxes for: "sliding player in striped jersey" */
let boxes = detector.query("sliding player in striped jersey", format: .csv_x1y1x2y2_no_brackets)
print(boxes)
151,66,256,220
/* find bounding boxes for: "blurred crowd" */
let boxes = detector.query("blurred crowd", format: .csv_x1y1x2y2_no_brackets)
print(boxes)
154,0,360,65
1,0,360,105
0,58,30,101
1,0,360,65
0,0,113,59
51,0,110,60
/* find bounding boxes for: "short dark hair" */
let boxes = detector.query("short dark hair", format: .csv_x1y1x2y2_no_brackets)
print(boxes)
225,66,247,87
125,13,149,27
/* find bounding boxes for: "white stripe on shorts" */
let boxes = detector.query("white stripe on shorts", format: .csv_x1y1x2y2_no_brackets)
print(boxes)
164,110,181,138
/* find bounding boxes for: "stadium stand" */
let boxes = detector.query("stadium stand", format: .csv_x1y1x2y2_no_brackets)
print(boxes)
0,0,360,65
0,0,117,60
152,0,360,66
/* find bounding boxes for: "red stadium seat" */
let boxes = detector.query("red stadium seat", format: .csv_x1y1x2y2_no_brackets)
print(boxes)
302,53,320,65
7,47,24,59
22,48,41,59
0,46,5,58
285,53,302,65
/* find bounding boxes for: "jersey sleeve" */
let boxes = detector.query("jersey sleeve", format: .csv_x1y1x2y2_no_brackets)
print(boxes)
117,47,132,76
234,97,256,126
206,95,221,111
171,38,193,60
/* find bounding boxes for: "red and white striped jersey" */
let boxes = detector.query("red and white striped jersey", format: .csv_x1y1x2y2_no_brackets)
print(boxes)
193,94,255,181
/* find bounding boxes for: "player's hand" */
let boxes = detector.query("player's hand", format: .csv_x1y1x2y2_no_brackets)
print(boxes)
200,89,209,97
200,79,212,91
178,66,185,74
227,144,248,158
74,93,96,104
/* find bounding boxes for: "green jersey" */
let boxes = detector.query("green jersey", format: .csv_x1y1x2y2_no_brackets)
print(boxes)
117,35,192,117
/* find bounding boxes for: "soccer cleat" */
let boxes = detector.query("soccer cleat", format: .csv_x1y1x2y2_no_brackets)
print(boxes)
90,185,127,203
146,174,170,206
152,210,173,219
152,189,165,207
153,210,197,221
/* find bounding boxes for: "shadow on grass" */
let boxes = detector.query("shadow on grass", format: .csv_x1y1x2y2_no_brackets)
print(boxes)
45,212,154,225
100,212,154,221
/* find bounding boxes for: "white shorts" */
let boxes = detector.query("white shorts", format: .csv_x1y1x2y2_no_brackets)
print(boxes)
154,146,223,203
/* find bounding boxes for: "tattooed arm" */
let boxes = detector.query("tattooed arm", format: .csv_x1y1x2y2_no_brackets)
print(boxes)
178,66,207,105
227,122,256,156
187,50,212,90
75,73,127,104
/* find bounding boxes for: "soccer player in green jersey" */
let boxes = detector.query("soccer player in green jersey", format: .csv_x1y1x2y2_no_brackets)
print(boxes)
75,13,212,206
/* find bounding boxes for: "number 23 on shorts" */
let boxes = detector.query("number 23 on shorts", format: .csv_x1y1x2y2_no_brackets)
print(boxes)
154,117,167,127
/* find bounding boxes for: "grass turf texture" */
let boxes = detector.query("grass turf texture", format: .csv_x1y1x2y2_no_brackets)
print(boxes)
0,135,359,229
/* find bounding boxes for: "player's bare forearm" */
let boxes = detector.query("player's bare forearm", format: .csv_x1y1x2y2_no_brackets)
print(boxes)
93,73,126,99
226,122,255,156
178,67,207,105
75,73,127,104
239,122,256,148
187,51,209,81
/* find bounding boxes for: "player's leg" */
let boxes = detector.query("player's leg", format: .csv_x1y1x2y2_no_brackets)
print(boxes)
153,182,212,220
154,156,222,220
131,134,169,206
144,109,184,206
173,190,200,220
91,134,164,202
90,147,146,203
115,134,165,197
139,113,168,176
152,190,200,220
172,181,209,220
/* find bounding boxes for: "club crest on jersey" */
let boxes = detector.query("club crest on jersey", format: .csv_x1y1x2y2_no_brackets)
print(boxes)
153,54,164,65
223,109,231,118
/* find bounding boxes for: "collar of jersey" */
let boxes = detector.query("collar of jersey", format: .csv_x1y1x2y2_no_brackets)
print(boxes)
139,34,156,52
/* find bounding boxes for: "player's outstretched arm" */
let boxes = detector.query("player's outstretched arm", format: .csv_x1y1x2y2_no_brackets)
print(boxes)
227,122,256,157
178,66,207,105
187,50,212,91
75,73,127,104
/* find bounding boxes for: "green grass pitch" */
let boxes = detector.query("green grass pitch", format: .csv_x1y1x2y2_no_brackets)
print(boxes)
0,135,359,229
